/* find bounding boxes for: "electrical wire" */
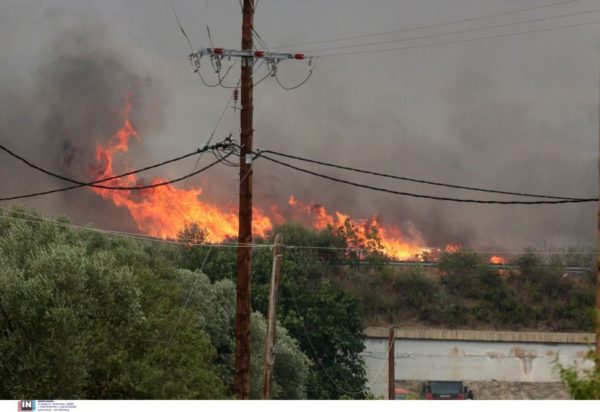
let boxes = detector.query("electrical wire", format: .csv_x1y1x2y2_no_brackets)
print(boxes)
212,145,240,167
169,0,194,51
167,244,213,347
1,207,592,257
300,7,600,55
249,37,279,86
252,152,598,205
206,25,215,48
195,69,221,87
283,243,593,255
252,26,316,91
193,58,236,88
255,149,588,201
170,1,236,89
0,215,273,251
190,79,242,173
273,67,315,91
0,142,232,200
271,0,585,49
253,69,273,87
286,280,368,397
252,27,270,51
313,19,600,58
216,61,238,88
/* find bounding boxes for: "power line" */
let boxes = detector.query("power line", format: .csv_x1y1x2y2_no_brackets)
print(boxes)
167,244,213,347
273,66,315,90
253,152,598,205
0,207,273,248
0,141,232,201
0,214,271,249
300,7,600,55
256,148,588,201
189,84,241,173
2,207,593,256
170,0,239,89
271,0,585,49
313,19,600,58
169,0,194,51
251,26,316,91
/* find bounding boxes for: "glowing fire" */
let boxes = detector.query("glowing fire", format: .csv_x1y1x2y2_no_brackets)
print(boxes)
89,95,464,260
490,255,507,265
287,195,429,260
91,94,272,242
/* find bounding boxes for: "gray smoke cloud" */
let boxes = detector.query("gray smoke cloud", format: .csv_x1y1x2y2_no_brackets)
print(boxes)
0,0,597,251
0,4,165,232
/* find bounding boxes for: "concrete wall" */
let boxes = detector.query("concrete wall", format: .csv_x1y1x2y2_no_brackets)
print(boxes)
362,328,595,399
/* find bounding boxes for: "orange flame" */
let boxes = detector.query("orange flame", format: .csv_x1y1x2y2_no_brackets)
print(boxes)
490,255,507,265
90,95,461,260
286,196,430,260
445,244,462,253
91,94,271,242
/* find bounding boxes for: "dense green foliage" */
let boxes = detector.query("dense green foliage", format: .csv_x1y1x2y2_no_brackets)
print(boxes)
175,269,311,399
335,250,595,331
0,207,225,399
0,207,310,399
1,205,595,400
558,351,600,399
180,223,369,399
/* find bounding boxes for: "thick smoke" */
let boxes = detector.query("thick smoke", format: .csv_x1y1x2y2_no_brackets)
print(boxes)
0,8,165,232
0,1,596,252
250,60,596,251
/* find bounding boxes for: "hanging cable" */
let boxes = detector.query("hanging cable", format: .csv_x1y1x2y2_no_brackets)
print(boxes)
250,151,597,205
206,25,215,48
169,0,194,51
0,141,233,200
255,148,588,201
271,0,585,49
313,19,600,58
216,60,238,88
300,8,600,55
274,66,315,90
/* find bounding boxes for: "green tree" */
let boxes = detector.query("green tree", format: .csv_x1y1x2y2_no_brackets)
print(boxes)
250,224,368,399
174,268,311,399
0,206,225,399
557,351,600,399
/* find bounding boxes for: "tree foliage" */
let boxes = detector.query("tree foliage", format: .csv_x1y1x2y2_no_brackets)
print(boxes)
557,351,600,399
252,224,368,399
335,248,595,332
174,269,311,399
179,222,369,399
0,207,225,399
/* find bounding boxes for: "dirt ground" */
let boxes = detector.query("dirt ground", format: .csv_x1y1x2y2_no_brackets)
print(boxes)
396,380,571,400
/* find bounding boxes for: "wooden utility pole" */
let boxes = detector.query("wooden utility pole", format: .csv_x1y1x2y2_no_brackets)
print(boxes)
186,1,309,399
235,0,254,399
388,327,395,400
262,233,283,399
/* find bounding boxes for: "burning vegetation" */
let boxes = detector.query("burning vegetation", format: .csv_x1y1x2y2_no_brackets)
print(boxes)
90,95,508,263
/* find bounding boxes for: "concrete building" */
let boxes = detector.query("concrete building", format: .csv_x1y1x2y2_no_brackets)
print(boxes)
363,327,595,399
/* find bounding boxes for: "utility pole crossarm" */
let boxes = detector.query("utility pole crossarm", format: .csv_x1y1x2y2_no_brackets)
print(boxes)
189,48,313,77
190,47,310,62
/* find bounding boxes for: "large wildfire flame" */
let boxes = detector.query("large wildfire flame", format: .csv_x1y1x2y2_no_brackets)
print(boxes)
91,94,272,242
90,95,502,262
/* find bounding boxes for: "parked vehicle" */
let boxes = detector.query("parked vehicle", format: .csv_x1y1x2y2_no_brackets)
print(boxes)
421,381,474,400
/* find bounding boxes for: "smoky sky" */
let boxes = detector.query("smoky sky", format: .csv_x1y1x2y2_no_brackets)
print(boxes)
0,0,597,251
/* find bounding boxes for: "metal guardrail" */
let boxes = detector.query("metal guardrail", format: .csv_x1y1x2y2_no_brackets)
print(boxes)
342,260,591,274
